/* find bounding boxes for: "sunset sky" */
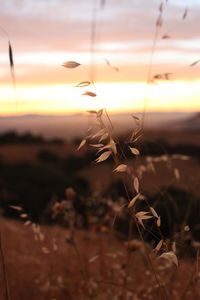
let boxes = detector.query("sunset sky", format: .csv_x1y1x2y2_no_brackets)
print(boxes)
0,0,199,115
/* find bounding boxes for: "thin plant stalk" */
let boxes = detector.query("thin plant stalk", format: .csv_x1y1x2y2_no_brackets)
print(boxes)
0,231,10,300
0,26,17,107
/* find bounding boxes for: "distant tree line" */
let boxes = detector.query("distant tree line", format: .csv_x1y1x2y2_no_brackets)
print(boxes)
0,130,64,144
0,130,199,159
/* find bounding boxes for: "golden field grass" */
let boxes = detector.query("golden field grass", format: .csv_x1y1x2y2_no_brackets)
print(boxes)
1,217,200,300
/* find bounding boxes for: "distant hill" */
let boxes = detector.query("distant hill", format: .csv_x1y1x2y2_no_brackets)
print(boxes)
0,112,196,141
183,112,200,130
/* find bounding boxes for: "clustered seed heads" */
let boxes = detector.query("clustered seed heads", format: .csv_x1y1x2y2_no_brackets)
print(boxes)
76,108,164,234
9,205,54,253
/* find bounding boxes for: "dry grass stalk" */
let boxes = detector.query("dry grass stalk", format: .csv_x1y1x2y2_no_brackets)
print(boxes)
0,231,10,300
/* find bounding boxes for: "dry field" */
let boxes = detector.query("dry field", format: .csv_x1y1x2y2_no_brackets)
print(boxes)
0,217,200,300
0,128,199,299
143,129,200,146
78,156,200,197
0,143,77,164
0,129,199,196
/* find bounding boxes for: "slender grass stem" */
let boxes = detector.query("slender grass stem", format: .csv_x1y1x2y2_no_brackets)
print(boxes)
0,231,10,300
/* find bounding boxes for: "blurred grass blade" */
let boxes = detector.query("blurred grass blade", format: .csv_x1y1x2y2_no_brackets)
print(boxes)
8,40,17,106
62,61,81,68
82,91,97,97
182,7,188,20
8,41,14,69
75,81,91,87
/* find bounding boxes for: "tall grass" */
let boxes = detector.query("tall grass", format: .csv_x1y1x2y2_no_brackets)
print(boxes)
60,1,199,299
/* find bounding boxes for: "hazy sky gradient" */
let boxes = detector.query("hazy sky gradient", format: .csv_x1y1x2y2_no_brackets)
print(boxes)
0,0,199,114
